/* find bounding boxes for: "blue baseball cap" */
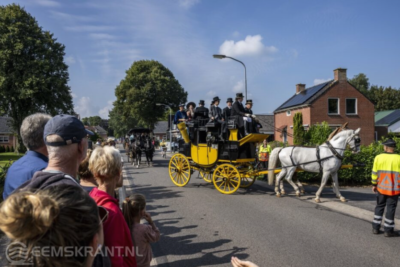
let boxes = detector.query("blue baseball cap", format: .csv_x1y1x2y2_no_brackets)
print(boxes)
44,115,94,146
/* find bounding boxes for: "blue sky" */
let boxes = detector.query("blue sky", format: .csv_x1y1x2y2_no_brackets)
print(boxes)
2,0,400,118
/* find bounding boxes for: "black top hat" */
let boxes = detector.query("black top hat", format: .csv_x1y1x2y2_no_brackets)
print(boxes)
235,93,244,99
199,100,205,105
246,99,253,105
382,138,396,147
226,98,233,103
186,102,196,110
212,96,221,102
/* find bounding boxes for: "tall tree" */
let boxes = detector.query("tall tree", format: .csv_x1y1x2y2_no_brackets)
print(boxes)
114,60,187,129
0,4,73,148
293,113,304,145
108,106,138,138
349,73,370,96
82,116,102,126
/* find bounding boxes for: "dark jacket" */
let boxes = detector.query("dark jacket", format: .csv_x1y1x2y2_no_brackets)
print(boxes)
194,106,209,119
244,107,253,115
222,106,232,120
231,101,246,127
17,171,81,191
209,105,223,121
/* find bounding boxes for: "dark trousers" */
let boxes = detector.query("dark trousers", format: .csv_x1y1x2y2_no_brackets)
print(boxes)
260,161,268,178
372,192,399,232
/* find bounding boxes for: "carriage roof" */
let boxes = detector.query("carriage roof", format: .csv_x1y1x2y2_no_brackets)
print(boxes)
128,127,152,134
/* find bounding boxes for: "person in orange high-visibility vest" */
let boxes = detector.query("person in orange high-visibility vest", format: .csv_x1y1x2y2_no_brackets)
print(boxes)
371,138,400,237
258,139,271,180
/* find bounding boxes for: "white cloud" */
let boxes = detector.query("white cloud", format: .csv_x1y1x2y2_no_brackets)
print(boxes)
219,35,278,57
33,0,60,7
74,96,96,118
65,56,76,65
233,80,244,93
71,93,77,98
206,90,216,97
64,25,114,32
89,33,115,40
314,78,331,85
179,0,201,8
99,100,113,119
50,11,94,22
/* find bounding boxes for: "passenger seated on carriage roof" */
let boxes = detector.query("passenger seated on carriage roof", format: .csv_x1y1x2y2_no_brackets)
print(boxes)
174,103,188,124
194,100,209,119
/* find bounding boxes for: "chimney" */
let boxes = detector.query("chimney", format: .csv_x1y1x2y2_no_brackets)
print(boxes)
296,83,306,94
334,68,347,82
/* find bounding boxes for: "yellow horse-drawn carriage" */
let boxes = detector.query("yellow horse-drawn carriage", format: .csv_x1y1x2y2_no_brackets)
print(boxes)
168,117,270,194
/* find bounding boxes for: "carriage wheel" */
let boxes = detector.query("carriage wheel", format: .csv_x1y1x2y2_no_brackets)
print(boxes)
213,164,241,195
169,153,191,187
239,164,257,188
199,170,212,183
240,176,256,188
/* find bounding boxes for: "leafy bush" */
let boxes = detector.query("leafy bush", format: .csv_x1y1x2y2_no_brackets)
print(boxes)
10,146,14,152
304,122,332,145
0,146,4,153
5,146,9,153
0,160,14,202
293,113,304,145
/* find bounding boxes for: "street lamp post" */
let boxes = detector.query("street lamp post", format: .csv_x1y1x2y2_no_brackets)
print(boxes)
156,103,172,152
213,54,247,101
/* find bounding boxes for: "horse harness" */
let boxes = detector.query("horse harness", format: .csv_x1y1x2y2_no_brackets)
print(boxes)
287,141,343,173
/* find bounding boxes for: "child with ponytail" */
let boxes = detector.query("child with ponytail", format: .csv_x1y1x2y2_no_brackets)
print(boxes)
123,194,160,267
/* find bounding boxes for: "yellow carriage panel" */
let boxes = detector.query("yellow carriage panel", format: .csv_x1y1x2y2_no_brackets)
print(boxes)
191,144,218,166
238,133,269,146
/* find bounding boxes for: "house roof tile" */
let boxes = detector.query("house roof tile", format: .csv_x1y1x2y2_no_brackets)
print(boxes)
375,110,400,126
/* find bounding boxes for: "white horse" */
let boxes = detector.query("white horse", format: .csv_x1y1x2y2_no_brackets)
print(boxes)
268,128,361,203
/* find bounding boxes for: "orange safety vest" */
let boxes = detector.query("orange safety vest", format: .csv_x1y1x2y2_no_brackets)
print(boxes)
372,153,400,196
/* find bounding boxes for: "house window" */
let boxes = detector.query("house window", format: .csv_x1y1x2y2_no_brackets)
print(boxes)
286,110,291,116
328,98,339,115
0,136,9,143
346,98,357,115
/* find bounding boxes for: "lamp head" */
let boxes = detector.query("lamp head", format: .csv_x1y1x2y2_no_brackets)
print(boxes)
213,54,226,59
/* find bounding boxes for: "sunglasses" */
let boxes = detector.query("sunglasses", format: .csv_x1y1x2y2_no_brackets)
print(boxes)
98,206,109,224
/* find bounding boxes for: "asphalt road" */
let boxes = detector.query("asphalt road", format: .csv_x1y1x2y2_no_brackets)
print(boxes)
120,148,400,267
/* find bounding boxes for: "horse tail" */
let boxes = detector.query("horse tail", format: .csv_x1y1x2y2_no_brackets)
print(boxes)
268,147,283,185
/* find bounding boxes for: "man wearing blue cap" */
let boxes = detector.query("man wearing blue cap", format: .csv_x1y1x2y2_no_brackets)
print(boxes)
16,114,93,191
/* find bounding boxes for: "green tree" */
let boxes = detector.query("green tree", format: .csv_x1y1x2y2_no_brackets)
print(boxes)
108,106,138,138
293,113,304,145
82,116,102,126
349,73,370,96
0,5,73,148
114,60,187,129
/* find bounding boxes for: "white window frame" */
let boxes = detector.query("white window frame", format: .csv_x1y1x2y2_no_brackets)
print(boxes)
0,136,9,143
345,98,357,115
328,98,340,115
286,110,291,116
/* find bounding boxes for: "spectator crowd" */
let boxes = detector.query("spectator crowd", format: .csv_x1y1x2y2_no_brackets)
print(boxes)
0,112,257,267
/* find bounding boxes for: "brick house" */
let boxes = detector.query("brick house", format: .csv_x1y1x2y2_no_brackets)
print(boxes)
154,121,168,140
0,116,18,150
374,110,400,140
274,68,374,145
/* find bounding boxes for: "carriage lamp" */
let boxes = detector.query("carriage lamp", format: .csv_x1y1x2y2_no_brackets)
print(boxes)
213,54,247,101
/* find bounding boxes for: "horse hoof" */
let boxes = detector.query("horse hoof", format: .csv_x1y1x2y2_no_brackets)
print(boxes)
315,198,321,203
340,197,346,202
301,190,305,194
296,192,300,197
281,191,286,196
276,194,281,198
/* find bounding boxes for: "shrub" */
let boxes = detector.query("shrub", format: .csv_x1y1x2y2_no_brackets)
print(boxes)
10,146,14,152
5,146,9,153
0,146,4,153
